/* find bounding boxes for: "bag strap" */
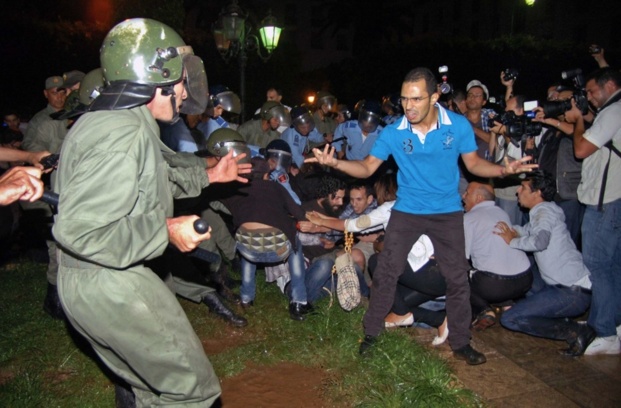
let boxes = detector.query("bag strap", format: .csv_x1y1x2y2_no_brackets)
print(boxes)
329,229,355,307
597,140,620,212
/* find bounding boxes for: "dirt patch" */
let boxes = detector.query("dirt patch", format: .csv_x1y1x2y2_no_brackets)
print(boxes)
202,326,250,355
0,368,15,386
219,362,332,408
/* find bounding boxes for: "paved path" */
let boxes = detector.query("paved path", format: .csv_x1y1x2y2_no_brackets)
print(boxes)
410,325,621,407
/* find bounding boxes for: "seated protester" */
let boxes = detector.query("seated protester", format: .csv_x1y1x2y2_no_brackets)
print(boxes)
280,106,326,169
307,173,448,345
218,157,313,321
333,182,381,281
298,176,368,303
332,100,384,161
496,171,595,356
197,84,241,141
462,181,533,331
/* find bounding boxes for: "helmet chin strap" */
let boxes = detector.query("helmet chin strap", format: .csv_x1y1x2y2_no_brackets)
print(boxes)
161,84,181,124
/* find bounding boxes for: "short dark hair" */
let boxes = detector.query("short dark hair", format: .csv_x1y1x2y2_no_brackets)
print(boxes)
403,67,437,96
317,176,346,199
525,170,556,202
348,182,374,198
587,67,621,88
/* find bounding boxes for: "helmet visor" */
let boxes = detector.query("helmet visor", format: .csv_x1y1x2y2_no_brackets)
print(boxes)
358,110,380,133
210,141,251,164
216,91,242,114
266,149,293,170
293,113,315,134
180,54,208,115
320,96,337,111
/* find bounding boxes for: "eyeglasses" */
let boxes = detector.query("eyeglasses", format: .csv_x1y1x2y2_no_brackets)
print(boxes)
399,95,430,105
466,93,484,99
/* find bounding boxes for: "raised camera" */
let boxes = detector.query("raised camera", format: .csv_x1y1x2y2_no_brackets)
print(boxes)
503,68,519,82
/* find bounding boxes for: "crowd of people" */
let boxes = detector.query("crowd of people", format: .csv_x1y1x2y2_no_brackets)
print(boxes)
1,17,619,406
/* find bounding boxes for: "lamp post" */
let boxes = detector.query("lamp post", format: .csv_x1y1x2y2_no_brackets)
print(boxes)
213,0,282,122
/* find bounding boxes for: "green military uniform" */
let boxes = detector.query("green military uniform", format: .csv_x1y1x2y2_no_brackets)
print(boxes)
23,106,68,154
313,110,337,137
53,105,221,406
22,105,69,286
237,118,280,148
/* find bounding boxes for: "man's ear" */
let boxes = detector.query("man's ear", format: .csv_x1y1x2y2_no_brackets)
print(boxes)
430,92,440,105
366,194,374,205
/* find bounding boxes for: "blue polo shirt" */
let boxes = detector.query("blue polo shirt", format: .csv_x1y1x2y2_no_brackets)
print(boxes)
370,104,477,214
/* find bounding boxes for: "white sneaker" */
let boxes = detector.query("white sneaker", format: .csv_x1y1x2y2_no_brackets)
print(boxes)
584,335,621,355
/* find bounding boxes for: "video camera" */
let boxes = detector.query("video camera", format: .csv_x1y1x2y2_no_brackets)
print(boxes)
542,68,590,118
488,111,542,147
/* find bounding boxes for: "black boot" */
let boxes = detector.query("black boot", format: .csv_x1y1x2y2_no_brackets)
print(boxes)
202,293,248,327
43,283,66,320
209,263,240,304
114,381,136,408
564,322,596,356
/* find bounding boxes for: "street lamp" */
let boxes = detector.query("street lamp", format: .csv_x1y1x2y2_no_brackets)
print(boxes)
213,0,282,122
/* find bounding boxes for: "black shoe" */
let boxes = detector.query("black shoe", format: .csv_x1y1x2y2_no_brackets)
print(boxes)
114,381,136,408
217,285,241,305
289,302,313,321
43,283,66,320
359,335,377,355
202,293,248,327
563,324,596,356
453,344,487,365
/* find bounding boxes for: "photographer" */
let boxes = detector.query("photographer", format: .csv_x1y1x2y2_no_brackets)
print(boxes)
488,94,543,225
531,85,585,247
565,67,621,356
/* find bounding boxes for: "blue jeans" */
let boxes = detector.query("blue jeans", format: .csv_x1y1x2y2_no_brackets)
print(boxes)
500,284,591,341
305,258,370,304
237,236,307,304
557,199,585,249
583,200,621,337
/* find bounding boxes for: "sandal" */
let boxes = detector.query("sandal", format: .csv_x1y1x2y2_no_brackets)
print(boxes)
472,312,496,332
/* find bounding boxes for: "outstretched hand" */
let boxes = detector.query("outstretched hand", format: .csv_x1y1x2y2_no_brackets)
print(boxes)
502,156,538,176
305,144,338,167
207,150,252,184
0,166,44,206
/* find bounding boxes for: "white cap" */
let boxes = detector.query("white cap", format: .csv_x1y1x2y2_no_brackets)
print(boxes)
466,80,489,100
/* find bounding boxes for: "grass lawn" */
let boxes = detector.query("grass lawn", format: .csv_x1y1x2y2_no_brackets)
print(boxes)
0,258,482,407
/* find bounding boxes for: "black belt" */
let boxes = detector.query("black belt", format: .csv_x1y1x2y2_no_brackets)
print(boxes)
553,284,592,295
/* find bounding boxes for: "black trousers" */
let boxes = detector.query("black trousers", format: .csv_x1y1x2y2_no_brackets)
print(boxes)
363,209,473,350
470,268,533,317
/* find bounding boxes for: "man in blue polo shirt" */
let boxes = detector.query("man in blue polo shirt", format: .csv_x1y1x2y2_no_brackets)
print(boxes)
307,67,537,365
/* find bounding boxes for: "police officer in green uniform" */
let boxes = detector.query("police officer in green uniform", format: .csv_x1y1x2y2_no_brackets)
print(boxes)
237,100,287,148
53,18,250,406
21,76,70,319
312,91,338,140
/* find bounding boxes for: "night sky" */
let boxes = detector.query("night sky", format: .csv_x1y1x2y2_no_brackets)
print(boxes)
1,0,617,119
